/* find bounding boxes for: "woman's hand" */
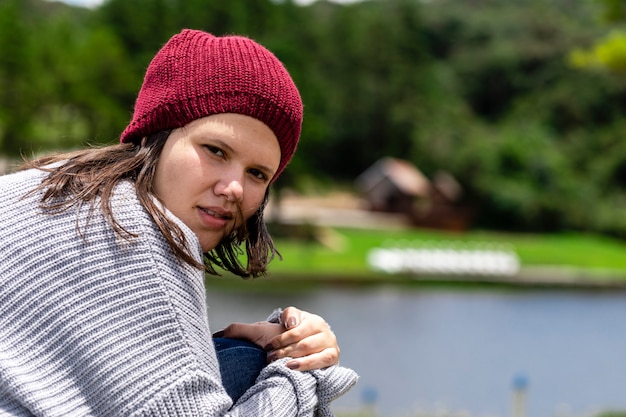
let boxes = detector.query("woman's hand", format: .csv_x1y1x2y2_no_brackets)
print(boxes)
220,306,339,371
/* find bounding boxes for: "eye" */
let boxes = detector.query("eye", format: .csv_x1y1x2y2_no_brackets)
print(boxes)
204,145,224,158
248,168,268,181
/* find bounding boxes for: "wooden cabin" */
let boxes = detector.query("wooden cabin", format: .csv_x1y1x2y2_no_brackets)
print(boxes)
355,157,474,231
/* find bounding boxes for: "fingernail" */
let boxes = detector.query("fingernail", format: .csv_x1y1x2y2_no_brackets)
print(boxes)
286,360,300,370
286,317,298,329
212,330,225,338
267,352,278,362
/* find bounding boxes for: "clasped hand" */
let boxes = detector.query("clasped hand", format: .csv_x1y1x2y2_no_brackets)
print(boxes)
218,306,339,371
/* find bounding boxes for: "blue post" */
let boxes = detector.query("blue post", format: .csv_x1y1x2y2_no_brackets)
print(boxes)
361,386,378,416
512,373,529,417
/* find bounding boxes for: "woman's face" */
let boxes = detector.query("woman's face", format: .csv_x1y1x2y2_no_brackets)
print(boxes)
152,113,280,252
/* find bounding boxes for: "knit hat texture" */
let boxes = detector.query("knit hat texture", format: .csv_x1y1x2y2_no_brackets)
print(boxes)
120,29,303,181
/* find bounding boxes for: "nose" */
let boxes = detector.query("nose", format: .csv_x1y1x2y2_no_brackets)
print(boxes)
215,178,244,203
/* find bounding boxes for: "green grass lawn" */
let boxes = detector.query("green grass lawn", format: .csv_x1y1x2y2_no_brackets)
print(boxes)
265,226,626,280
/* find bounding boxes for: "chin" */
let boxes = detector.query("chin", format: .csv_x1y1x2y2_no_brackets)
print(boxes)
201,239,221,253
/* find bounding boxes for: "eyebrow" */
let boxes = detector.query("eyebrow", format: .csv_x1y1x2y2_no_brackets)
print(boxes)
210,138,277,177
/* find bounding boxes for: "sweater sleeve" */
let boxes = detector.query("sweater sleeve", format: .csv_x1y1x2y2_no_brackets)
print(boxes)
235,360,358,417
133,360,358,417
133,361,306,417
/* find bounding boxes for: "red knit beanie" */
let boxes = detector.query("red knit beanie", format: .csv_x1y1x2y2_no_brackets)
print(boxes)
120,29,303,181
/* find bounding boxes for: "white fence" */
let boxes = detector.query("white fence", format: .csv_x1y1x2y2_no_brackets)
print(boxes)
367,241,520,276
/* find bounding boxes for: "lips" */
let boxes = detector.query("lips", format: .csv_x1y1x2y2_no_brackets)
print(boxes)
200,208,232,219
200,206,233,220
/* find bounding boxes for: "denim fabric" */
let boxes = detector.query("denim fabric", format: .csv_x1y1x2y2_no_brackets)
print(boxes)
214,338,267,403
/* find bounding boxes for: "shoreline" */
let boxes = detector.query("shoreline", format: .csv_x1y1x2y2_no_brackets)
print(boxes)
206,265,626,292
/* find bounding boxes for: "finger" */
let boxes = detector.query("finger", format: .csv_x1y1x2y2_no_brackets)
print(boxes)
281,306,303,329
269,332,326,358
267,316,333,353
284,347,339,371
221,322,282,347
268,331,339,367
221,322,263,343
267,323,316,351
269,313,333,349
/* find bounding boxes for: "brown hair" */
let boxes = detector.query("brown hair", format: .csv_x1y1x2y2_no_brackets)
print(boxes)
22,131,279,278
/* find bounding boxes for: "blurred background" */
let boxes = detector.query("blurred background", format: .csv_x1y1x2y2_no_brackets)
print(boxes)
2,0,626,416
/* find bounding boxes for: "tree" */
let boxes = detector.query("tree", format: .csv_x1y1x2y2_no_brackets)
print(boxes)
0,0,38,155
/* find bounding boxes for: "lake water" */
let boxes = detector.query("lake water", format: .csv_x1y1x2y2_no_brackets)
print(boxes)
205,282,626,417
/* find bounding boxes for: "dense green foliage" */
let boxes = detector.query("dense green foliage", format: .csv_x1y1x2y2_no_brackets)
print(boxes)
1,0,625,238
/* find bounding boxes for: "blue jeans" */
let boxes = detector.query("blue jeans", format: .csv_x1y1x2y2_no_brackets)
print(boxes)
213,338,267,403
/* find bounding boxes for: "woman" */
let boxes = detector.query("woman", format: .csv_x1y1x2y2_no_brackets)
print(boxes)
0,29,357,416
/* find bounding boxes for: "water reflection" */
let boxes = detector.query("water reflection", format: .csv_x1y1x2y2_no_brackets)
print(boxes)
205,282,626,417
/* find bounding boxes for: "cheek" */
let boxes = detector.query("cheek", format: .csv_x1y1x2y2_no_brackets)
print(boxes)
153,160,175,200
153,160,191,212
154,149,196,196
241,190,267,220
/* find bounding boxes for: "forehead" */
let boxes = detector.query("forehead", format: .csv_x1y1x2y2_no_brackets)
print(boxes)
180,113,281,167
186,113,276,137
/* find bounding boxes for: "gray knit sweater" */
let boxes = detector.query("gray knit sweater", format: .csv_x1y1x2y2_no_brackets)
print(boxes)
0,168,357,417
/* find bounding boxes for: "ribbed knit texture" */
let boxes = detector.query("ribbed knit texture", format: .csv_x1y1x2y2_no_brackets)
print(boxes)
0,168,357,417
120,29,303,182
